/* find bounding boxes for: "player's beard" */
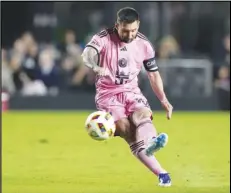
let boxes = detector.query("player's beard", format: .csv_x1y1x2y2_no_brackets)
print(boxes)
120,33,138,43
122,38,133,43
121,37,135,43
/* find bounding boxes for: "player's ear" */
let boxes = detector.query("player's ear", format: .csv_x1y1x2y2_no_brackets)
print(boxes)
115,22,119,30
137,20,140,28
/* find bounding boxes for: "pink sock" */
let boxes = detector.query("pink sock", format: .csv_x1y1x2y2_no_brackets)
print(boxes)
129,118,167,176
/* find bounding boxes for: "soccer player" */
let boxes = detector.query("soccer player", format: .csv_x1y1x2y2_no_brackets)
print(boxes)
82,7,173,186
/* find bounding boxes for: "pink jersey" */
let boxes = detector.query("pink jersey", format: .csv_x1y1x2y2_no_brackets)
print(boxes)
86,27,158,102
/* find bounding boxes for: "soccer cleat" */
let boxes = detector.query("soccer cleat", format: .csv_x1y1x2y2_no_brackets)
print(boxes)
145,133,168,156
158,173,171,187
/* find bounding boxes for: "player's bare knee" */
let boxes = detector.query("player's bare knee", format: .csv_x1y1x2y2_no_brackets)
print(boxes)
131,108,152,127
115,118,131,137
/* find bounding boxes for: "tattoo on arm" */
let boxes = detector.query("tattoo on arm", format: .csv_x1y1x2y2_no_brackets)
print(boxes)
81,46,100,69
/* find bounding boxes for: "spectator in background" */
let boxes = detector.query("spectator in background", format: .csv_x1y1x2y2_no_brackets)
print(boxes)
1,49,15,94
71,60,93,89
5,30,99,95
21,32,35,51
59,56,76,89
22,41,39,80
21,45,60,96
59,29,82,57
10,38,27,56
8,34,47,96
213,33,230,81
60,55,95,91
158,35,181,59
156,35,181,93
214,34,230,111
35,46,60,93
215,66,230,111
223,33,230,66
20,72,48,96
60,30,83,68
9,38,27,90
8,33,47,96
59,29,93,90
8,32,37,91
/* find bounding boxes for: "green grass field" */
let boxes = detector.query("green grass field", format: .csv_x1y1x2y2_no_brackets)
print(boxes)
2,111,230,193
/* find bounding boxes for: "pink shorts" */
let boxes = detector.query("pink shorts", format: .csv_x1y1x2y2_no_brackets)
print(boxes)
96,92,151,122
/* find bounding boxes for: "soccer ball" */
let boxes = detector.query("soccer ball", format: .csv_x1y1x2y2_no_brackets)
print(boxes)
85,111,116,141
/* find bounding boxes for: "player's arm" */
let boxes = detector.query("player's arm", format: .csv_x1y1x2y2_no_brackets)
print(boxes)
82,46,99,71
143,43,173,119
81,34,108,76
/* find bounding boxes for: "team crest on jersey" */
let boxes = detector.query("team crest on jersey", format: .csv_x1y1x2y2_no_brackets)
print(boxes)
118,58,127,68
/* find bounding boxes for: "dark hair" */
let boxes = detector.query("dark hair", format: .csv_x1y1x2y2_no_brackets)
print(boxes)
117,7,139,24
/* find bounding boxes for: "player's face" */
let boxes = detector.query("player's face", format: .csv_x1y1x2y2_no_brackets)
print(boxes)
116,21,140,43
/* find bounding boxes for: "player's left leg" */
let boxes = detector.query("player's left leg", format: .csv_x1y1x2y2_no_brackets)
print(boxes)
126,94,171,186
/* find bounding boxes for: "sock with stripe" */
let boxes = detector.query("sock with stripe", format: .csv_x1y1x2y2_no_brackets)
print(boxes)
129,118,167,176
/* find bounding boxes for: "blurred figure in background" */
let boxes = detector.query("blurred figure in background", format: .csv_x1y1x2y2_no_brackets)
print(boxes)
21,45,60,96
157,35,181,59
21,32,35,51
8,33,49,96
214,33,230,111
59,55,95,91
35,46,60,93
9,38,27,91
215,65,230,111
59,29,82,57
22,41,39,81
214,33,230,80
59,56,76,89
223,33,230,66
59,29,94,91
1,48,15,94
156,35,181,92
4,29,95,95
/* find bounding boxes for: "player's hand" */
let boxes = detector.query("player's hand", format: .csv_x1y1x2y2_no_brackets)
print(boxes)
93,66,109,76
161,99,173,120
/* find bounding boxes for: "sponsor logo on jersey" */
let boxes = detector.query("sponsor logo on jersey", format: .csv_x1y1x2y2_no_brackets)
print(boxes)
120,46,127,51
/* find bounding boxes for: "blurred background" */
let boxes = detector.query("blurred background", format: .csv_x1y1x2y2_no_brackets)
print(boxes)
1,2,230,111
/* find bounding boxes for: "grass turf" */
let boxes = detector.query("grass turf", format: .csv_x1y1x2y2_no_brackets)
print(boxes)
2,111,230,193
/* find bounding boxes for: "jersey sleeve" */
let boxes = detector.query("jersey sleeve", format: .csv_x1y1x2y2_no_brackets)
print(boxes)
143,42,158,72
86,34,106,53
